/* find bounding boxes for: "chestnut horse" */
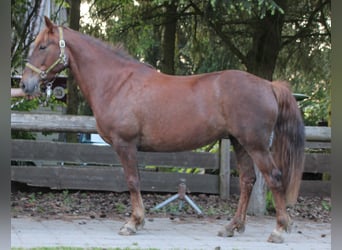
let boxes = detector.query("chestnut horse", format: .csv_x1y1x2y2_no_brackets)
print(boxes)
21,17,305,243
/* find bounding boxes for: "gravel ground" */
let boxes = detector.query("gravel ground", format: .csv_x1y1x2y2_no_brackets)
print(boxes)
11,182,331,223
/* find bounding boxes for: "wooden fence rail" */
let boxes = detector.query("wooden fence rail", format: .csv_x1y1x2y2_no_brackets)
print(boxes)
11,112,331,140
11,112,331,201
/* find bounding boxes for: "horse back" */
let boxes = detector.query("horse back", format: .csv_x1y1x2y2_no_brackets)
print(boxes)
129,69,278,151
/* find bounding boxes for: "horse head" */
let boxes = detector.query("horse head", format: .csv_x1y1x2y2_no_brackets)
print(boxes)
20,16,68,95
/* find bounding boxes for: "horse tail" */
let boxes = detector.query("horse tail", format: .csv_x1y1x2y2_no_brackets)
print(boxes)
271,81,305,206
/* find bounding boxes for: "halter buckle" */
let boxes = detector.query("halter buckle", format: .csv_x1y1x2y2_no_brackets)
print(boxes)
59,40,66,48
40,71,47,79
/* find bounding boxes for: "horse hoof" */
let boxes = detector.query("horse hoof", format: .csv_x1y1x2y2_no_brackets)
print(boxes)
217,227,234,237
285,218,293,233
237,224,245,234
267,231,284,243
119,225,136,236
137,219,145,230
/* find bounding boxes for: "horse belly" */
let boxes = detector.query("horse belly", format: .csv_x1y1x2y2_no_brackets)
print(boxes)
138,111,227,152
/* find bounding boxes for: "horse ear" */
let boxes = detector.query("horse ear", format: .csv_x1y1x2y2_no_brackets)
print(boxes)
44,16,55,33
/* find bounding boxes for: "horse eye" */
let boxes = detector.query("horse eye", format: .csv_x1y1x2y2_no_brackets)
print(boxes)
39,44,47,50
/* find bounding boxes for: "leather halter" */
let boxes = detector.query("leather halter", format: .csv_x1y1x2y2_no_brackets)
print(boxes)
25,27,68,80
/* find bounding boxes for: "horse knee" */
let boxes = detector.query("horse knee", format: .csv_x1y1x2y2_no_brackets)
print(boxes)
240,174,256,192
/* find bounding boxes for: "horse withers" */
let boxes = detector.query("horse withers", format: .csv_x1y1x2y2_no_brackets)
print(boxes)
21,16,305,243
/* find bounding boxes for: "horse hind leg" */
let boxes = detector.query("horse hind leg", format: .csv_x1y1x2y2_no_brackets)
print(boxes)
248,148,292,243
218,137,256,237
114,143,145,236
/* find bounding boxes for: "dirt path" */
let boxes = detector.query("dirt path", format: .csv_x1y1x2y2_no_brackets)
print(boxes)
11,216,330,249
11,184,331,249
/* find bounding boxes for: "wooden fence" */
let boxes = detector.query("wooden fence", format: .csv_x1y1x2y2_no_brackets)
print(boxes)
11,112,331,200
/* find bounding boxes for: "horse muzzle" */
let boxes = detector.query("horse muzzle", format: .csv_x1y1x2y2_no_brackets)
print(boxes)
20,74,41,95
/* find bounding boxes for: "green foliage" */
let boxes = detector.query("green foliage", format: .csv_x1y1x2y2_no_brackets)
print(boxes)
62,190,72,206
274,0,331,125
54,0,70,9
266,190,276,213
144,165,203,174
28,193,37,204
81,0,330,123
11,0,35,74
115,203,127,213
11,95,65,139
321,200,331,211
210,0,284,17
10,95,39,140
11,98,40,111
12,0,331,127
275,44,331,125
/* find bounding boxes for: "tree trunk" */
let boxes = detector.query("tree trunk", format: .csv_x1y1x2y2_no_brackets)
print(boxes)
245,4,286,80
246,2,287,215
160,1,177,75
65,0,81,143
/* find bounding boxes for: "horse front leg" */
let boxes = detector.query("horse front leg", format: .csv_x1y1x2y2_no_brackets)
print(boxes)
218,140,256,237
114,143,145,235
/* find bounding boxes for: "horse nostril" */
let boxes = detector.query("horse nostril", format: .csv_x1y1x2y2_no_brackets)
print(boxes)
20,82,26,90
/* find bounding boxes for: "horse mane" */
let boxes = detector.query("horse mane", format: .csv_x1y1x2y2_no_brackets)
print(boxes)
65,27,154,69
111,44,155,69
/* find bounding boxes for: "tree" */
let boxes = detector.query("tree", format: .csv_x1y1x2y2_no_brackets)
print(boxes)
83,0,330,125
275,0,331,125
65,0,82,142
14,0,329,125
11,0,43,76
160,0,178,74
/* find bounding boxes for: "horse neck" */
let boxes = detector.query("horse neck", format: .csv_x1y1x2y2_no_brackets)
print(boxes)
64,28,130,113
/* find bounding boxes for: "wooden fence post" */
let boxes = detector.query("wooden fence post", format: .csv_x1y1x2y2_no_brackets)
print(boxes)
219,139,230,200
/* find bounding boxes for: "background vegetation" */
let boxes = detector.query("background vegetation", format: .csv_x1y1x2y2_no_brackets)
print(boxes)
11,0,331,126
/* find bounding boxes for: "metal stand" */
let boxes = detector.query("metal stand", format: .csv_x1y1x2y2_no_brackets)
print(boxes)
152,178,203,215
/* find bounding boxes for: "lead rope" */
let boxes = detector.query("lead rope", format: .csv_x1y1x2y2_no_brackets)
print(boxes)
43,82,53,106
11,81,55,109
11,98,25,109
